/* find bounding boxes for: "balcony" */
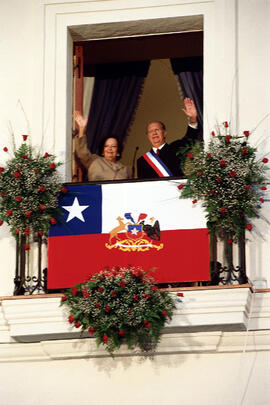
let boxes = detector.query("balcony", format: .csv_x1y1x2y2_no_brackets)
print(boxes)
1,285,270,361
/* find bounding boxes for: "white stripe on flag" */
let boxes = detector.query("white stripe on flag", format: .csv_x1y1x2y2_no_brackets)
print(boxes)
102,180,207,232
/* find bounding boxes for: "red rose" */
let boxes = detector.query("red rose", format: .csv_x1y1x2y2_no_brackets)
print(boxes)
1,193,6,197
144,294,150,299
246,224,253,231
98,287,104,293
192,199,197,204
72,287,78,296
118,330,125,337
133,295,139,301
152,286,158,291
227,239,233,245
24,244,30,250
49,163,56,170
0,220,3,226
68,315,74,323
220,207,226,213
96,302,101,308
230,171,236,177
40,205,45,211
162,310,168,317
50,218,57,225
38,231,43,236
61,187,68,193
39,186,45,192
224,121,229,128
259,198,264,203
16,196,22,202
25,211,31,218
24,227,30,235
102,335,108,343
196,172,201,177
3,147,8,152
186,152,193,158
22,135,28,141
241,147,248,155
245,185,250,190
120,281,126,288
74,322,81,328
262,158,268,164
34,169,38,174
44,152,51,158
15,229,20,234
105,306,111,312
88,328,95,335
6,209,12,216
143,321,151,328
261,186,267,190
209,190,215,195
220,160,226,167
111,292,117,297
225,135,231,143
211,131,215,136
177,184,184,190
14,172,20,178
61,296,67,302
83,292,90,298
0,167,4,173
207,153,212,158
21,154,27,159
217,177,222,183
17,166,21,172
177,292,184,297
243,131,250,137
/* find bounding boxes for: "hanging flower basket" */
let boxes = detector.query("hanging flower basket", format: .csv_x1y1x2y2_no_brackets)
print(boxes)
61,266,177,356
180,122,269,284
0,136,64,294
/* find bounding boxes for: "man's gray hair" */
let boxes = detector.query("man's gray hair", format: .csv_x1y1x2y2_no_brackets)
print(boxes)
146,121,166,134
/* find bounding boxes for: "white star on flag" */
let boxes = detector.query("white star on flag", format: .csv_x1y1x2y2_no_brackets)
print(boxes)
131,228,139,235
62,197,89,222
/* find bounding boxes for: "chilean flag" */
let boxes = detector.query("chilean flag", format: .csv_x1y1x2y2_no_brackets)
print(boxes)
48,180,210,288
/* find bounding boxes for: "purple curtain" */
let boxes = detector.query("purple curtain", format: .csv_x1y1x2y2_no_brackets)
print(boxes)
86,61,150,154
171,57,203,138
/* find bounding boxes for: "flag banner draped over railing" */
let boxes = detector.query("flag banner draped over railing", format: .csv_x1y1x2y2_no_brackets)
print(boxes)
48,180,210,288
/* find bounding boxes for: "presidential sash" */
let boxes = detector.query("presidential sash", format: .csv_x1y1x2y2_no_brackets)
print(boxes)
142,150,173,177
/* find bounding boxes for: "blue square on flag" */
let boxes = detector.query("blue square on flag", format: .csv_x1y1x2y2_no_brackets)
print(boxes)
49,184,102,236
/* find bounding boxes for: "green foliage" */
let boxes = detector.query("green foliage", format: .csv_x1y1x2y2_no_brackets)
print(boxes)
0,138,64,237
61,266,176,356
180,123,269,241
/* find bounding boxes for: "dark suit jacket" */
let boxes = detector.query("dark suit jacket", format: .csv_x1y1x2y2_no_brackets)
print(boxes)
137,125,199,179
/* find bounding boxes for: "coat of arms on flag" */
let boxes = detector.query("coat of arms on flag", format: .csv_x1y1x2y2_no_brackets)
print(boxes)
106,212,163,252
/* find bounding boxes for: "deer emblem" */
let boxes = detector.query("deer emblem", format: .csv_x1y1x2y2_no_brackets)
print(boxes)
109,216,131,244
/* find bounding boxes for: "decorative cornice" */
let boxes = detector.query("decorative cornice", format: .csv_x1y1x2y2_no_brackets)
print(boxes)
0,287,270,362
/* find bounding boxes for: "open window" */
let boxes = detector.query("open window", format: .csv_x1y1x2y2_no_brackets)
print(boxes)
73,32,203,181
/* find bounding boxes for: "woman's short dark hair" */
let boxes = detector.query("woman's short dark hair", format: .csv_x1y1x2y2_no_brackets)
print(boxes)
98,135,123,160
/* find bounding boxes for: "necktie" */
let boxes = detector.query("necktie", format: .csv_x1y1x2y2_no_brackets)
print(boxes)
156,149,159,155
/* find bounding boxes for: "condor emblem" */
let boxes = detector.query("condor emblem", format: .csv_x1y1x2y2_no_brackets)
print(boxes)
105,212,163,252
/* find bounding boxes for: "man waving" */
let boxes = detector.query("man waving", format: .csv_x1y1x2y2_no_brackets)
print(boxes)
137,98,199,179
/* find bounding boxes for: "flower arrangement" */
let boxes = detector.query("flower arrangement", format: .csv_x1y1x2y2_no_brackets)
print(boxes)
0,135,64,243
61,266,177,356
180,122,269,242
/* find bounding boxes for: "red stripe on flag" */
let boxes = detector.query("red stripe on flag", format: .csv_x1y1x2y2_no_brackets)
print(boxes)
143,153,164,177
48,229,210,289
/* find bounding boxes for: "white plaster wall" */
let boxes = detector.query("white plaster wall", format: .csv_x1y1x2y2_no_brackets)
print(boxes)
0,350,269,405
0,2,270,404
0,0,269,288
237,0,270,288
